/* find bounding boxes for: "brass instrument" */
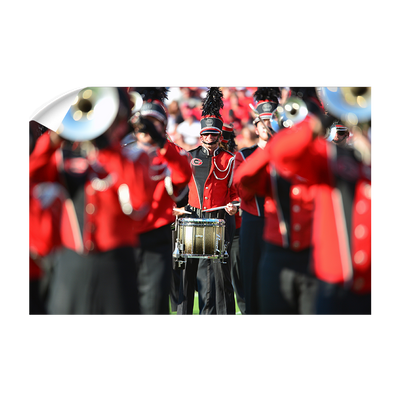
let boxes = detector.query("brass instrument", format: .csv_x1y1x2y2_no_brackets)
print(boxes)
270,96,308,132
129,90,144,115
56,87,121,141
316,87,371,126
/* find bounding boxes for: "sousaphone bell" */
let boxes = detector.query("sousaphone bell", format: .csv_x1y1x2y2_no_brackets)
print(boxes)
316,87,371,126
56,87,144,142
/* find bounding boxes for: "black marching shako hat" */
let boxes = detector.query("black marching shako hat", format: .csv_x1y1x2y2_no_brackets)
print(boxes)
128,87,169,125
200,87,224,135
221,123,233,143
252,87,281,125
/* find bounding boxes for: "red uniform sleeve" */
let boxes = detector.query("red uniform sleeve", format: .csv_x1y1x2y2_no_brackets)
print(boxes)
157,141,192,190
228,179,239,203
29,133,60,183
268,116,330,185
233,151,246,199
233,146,270,197
118,149,153,217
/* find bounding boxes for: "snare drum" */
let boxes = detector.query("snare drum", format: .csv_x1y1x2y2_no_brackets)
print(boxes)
174,218,227,259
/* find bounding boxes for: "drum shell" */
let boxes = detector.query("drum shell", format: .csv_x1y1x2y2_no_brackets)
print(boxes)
177,218,225,259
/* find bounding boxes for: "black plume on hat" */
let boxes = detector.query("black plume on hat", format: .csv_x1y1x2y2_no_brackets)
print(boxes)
202,83,224,118
134,87,169,103
133,87,169,125
254,87,281,104
252,87,281,124
200,87,224,135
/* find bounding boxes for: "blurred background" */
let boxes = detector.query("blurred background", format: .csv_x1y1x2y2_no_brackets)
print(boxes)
165,86,289,151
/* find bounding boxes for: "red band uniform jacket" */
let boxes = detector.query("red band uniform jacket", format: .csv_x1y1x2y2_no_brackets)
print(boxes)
234,144,265,217
29,133,153,254
234,145,315,251
123,140,192,234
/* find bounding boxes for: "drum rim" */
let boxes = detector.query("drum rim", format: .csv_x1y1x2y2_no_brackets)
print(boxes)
176,254,226,259
178,218,225,226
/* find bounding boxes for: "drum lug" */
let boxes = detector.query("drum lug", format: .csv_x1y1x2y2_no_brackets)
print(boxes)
173,240,181,259
173,240,187,270
222,242,229,263
172,239,185,258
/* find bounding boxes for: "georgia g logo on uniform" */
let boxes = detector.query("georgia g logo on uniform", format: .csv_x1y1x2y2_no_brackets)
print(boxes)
191,158,203,166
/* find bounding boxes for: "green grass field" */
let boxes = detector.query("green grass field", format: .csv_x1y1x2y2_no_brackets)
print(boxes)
170,293,241,315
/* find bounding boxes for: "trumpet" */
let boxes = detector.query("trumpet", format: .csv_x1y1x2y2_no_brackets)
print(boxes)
270,96,308,132
56,87,121,142
316,87,371,126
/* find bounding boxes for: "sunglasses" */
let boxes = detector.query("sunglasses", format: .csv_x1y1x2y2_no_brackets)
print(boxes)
200,132,220,137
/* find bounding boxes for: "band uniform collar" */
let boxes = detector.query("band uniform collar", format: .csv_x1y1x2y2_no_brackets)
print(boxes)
201,144,220,156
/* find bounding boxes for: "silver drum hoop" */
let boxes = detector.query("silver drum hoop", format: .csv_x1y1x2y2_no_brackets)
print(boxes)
178,218,226,227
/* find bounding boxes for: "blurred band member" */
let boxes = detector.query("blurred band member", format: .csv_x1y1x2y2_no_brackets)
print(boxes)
233,87,280,314
29,88,153,314
29,121,64,314
235,88,328,314
325,120,350,147
123,88,192,314
268,92,371,314
220,123,245,314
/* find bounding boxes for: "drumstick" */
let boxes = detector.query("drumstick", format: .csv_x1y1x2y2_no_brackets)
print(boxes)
204,202,240,212
174,208,192,215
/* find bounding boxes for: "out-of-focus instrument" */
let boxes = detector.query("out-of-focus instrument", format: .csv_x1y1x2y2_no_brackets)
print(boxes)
129,90,144,115
57,87,120,141
270,96,308,132
316,87,371,126
173,218,228,264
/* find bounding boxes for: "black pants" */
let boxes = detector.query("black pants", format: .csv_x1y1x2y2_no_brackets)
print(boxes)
239,211,264,314
230,227,245,314
316,281,371,315
257,241,320,314
135,224,173,315
47,246,140,314
177,209,235,315
29,279,47,315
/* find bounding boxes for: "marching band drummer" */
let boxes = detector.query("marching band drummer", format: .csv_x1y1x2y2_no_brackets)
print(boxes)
174,87,239,315
123,88,192,314
29,88,154,314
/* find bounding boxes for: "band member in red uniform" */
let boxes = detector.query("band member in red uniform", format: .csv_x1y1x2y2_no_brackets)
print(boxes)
220,123,245,314
29,121,64,314
233,87,280,314
325,120,350,146
234,88,328,314
123,88,192,314
268,89,371,314
174,87,239,315
29,87,153,314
